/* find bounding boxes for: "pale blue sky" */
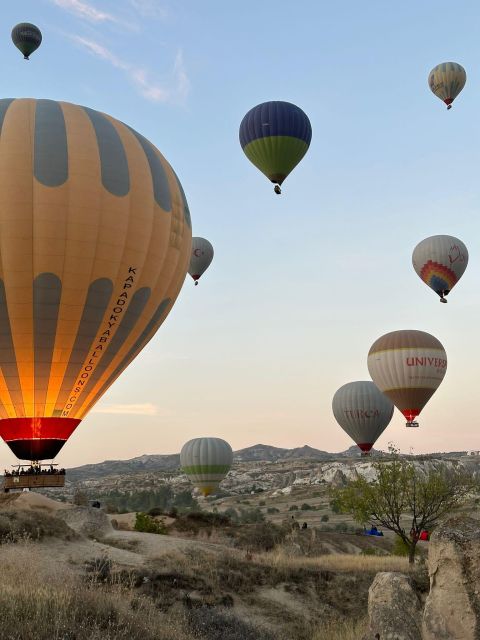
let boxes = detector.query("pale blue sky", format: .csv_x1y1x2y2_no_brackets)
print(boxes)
1,0,479,467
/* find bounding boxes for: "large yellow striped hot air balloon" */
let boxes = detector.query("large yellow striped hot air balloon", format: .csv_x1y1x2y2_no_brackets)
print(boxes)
0,98,191,461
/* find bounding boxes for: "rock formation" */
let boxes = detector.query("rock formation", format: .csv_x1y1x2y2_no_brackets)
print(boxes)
364,571,422,640
422,515,480,639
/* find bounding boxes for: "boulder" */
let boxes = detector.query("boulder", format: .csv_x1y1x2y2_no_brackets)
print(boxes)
56,506,112,538
422,515,480,640
364,572,422,640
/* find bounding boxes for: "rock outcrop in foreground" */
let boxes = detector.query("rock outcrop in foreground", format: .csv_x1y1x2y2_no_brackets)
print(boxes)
364,572,422,640
422,515,480,640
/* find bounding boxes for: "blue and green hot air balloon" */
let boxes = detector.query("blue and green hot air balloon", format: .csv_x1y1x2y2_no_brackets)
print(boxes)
239,101,312,194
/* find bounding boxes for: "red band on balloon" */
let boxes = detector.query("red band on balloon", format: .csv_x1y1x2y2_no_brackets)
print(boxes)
0,417,81,441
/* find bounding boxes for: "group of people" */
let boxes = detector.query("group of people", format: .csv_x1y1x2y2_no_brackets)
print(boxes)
3,465,65,477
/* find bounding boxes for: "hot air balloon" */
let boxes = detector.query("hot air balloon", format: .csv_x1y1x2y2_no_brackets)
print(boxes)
0,98,192,462
11,23,42,60
332,381,394,455
180,437,233,496
428,62,466,110
367,330,447,428
412,235,468,303
188,237,214,285
239,101,312,194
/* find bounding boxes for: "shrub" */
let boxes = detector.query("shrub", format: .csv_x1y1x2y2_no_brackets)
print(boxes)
134,512,167,534
321,514,329,522
267,507,280,514
301,503,313,511
234,522,287,552
288,505,298,511
238,508,265,524
393,535,410,557
259,500,266,506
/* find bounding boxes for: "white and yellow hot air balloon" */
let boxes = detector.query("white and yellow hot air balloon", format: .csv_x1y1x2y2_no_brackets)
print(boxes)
188,237,214,285
367,330,447,428
180,437,233,496
412,235,468,303
332,381,394,455
428,62,466,109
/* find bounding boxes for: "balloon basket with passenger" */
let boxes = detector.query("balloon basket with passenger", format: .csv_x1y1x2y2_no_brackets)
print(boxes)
3,463,66,492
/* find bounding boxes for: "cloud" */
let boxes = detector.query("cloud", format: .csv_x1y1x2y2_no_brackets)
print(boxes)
129,0,169,19
52,0,118,23
72,36,189,104
92,402,159,416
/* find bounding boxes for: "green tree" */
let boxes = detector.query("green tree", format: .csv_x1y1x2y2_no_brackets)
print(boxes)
332,447,478,563
134,512,167,534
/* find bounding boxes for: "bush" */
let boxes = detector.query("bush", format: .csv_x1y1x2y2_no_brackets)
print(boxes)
267,507,280,514
259,500,266,506
301,503,313,511
392,535,410,557
238,508,265,524
288,505,298,511
321,514,329,522
234,522,287,552
134,512,167,534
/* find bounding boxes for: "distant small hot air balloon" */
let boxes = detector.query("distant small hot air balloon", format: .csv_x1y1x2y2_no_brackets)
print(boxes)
332,381,394,455
188,237,213,285
180,437,233,496
367,330,447,428
239,101,312,194
412,235,468,303
11,23,42,60
428,62,466,109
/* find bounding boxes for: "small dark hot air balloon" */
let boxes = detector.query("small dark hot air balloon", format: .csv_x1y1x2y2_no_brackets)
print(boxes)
239,101,312,194
428,62,466,110
11,23,42,60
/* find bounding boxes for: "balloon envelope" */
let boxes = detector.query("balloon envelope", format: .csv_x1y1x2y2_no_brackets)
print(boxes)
11,23,42,59
332,381,394,454
0,98,192,460
367,330,447,426
180,437,233,496
412,235,468,302
428,62,466,109
239,101,312,189
188,237,214,284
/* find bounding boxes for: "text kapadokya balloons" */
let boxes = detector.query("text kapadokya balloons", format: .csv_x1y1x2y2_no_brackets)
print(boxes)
11,23,42,60
367,330,447,428
0,98,192,460
188,237,214,285
332,381,394,455
428,62,466,109
239,101,312,194
412,235,468,303
180,437,233,496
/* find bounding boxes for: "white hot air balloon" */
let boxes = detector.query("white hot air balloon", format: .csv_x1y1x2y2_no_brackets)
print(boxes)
332,381,394,455
412,235,468,303
180,437,233,496
367,330,447,428
188,237,214,285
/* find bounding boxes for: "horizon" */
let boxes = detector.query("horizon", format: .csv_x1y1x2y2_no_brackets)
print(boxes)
1,0,480,469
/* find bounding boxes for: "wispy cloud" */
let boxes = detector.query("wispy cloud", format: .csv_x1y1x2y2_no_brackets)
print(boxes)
93,402,159,416
52,0,118,23
72,35,189,104
129,0,169,19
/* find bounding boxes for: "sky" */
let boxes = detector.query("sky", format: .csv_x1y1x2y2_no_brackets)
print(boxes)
1,0,480,468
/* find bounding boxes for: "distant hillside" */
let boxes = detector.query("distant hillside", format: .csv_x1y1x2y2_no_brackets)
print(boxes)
66,443,470,484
